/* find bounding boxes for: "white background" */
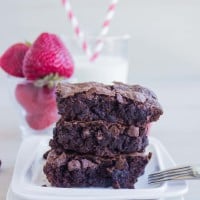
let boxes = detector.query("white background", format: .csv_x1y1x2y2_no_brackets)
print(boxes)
0,0,200,199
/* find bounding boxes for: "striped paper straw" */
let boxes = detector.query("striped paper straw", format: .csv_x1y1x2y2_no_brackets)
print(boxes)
62,0,92,58
62,0,119,62
90,0,119,61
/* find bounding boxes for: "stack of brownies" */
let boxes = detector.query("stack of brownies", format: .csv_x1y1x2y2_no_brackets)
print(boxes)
43,82,163,188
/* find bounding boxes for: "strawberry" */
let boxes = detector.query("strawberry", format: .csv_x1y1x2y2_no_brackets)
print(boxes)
15,82,59,130
23,33,74,80
0,43,29,77
26,112,58,130
15,82,57,113
15,82,39,113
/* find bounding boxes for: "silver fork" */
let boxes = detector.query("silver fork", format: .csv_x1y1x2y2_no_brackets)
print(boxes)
148,165,200,184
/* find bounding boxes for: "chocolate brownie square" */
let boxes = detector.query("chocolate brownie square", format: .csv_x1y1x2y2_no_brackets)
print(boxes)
50,119,148,157
56,82,163,127
43,150,151,189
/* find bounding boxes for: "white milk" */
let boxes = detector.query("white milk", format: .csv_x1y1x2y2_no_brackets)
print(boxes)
73,56,129,84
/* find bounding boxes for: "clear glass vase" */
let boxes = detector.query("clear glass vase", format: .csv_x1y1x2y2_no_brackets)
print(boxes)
7,76,76,138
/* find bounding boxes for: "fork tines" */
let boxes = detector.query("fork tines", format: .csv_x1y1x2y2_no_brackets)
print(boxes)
148,165,194,184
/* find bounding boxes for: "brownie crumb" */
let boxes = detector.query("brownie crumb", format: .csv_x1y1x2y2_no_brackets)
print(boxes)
43,150,50,159
42,184,47,187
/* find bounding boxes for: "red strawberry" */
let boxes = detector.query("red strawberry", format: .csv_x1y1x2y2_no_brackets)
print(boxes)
0,43,29,77
15,82,59,130
23,33,74,80
15,82,40,113
15,82,57,113
26,112,58,130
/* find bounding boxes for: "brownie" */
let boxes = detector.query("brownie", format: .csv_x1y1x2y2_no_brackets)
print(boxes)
43,82,163,189
50,119,148,157
56,82,163,127
43,150,151,189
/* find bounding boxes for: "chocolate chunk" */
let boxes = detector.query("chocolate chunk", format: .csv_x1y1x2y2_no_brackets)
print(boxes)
81,159,97,169
47,150,66,168
82,128,91,138
68,160,81,171
127,126,140,137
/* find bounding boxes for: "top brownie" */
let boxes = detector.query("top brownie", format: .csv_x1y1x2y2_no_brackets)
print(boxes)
56,82,163,127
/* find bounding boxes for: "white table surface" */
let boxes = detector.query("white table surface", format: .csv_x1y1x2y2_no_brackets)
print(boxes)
0,71,200,199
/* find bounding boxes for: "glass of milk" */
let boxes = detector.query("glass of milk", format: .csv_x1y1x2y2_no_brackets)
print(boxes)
61,35,130,84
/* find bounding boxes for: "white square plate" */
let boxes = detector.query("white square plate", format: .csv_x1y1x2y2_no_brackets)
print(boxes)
7,136,188,200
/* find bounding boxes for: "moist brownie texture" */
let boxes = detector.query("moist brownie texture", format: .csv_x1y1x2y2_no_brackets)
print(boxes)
56,82,163,127
43,150,151,189
50,119,149,157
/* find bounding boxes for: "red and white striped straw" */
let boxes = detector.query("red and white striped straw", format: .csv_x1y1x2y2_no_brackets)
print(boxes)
90,0,119,61
62,0,92,58
62,0,119,62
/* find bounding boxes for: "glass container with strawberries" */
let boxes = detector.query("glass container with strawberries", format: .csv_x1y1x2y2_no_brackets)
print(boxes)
0,33,74,137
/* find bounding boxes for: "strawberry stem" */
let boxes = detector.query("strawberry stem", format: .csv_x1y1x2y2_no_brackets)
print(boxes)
34,73,64,88
25,41,32,47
